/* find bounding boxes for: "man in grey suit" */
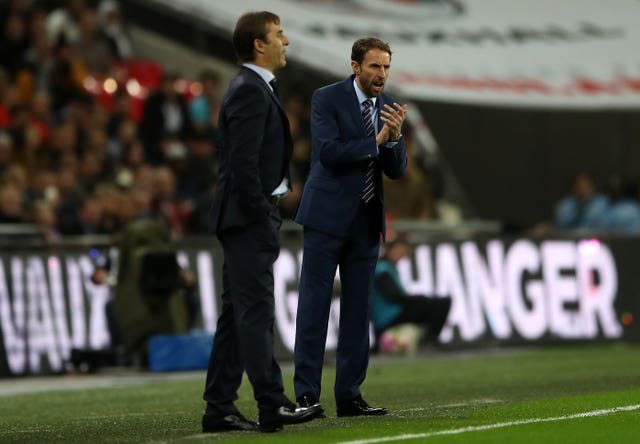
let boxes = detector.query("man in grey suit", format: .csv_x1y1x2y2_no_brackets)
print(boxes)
202,11,322,434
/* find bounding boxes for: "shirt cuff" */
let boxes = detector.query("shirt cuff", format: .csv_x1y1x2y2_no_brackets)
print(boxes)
384,140,399,148
384,134,402,148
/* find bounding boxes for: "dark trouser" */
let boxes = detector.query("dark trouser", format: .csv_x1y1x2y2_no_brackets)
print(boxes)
203,206,289,415
386,296,452,342
294,200,380,404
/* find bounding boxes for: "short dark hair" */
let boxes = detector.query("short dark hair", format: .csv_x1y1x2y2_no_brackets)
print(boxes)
233,11,280,64
351,37,392,64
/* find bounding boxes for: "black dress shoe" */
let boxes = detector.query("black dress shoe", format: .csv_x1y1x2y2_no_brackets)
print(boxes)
336,395,389,417
259,402,324,433
297,393,326,418
202,413,258,432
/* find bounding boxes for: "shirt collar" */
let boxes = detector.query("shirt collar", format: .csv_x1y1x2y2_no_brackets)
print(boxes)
353,78,377,109
244,63,275,90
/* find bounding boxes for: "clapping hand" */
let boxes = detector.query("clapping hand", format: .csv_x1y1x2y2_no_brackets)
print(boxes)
378,102,407,144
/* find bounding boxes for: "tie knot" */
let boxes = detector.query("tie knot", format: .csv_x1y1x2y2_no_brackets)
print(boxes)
362,99,373,109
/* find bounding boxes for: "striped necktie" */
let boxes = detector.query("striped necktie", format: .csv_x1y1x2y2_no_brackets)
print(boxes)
361,99,375,203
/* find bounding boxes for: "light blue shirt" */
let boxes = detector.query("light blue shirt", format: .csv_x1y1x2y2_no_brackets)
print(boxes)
352,78,398,149
243,63,288,196
353,78,378,132
243,63,275,92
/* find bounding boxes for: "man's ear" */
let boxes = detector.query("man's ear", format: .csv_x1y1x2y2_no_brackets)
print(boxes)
254,38,265,55
351,61,360,75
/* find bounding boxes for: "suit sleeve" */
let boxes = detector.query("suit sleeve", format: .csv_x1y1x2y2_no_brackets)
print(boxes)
226,83,271,217
378,94,407,180
380,138,407,180
311,88,378,169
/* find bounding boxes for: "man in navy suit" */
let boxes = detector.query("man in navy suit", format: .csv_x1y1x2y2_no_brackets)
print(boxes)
294,37,408,417
202,11,322,434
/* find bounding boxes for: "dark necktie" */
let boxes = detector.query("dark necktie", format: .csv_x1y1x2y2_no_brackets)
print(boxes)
269,78,280,100
361,99,375,203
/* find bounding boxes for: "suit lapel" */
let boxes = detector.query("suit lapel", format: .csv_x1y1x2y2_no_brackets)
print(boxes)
375,95,386,135
241,66,285,112
342,76,366,135
239,67,292,170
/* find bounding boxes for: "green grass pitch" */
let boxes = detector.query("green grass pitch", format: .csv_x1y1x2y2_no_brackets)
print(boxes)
1,344,638,443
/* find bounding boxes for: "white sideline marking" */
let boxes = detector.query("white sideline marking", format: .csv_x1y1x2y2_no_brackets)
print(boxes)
435,398,502,409
337,404,640,444
77,411,185,420
395,399,502,415
0,428,50,434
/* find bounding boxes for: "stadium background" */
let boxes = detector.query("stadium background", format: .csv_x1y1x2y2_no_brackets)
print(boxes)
1,0,640,378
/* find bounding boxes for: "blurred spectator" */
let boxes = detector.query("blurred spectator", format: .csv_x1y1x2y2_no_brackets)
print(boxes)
279,90,311,219
69,94,108,141
150,166,192,237
6,103,29,144
49,34,87,112
188,69,221,136
2,163,29,194
285,90,311,180
171,134,216,202
383,131,438,220
0,12,30,77
106,90,133,140
94,183,123,234
30,198,61,242
133,163,154,192
46,0,87,46
26,3,50,38
113,138,145,188
139,71,192,165
106,99,136,170
16,19,54,99
44,119,79,171
371,235,451,348
0,132,14,174
54,165,82,230
29,91,53,143
96,0,133,60
554,171,608,230
26,168,57,204
188,182,216,234
84,126,115,178
0,0,32,27
74,9,116,75
599,174,640,234
130,186,153,220
77,149,105,193
0,69,12,128
57,194,104,235
56,165,83,206
0,183,25,223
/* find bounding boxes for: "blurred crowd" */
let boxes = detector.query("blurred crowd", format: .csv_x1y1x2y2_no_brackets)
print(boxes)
0,0,220,241
0,0,442,243
551,170,640,234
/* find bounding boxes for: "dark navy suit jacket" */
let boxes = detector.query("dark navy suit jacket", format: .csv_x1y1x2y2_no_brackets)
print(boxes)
295,75,407,239
209,67,292,233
